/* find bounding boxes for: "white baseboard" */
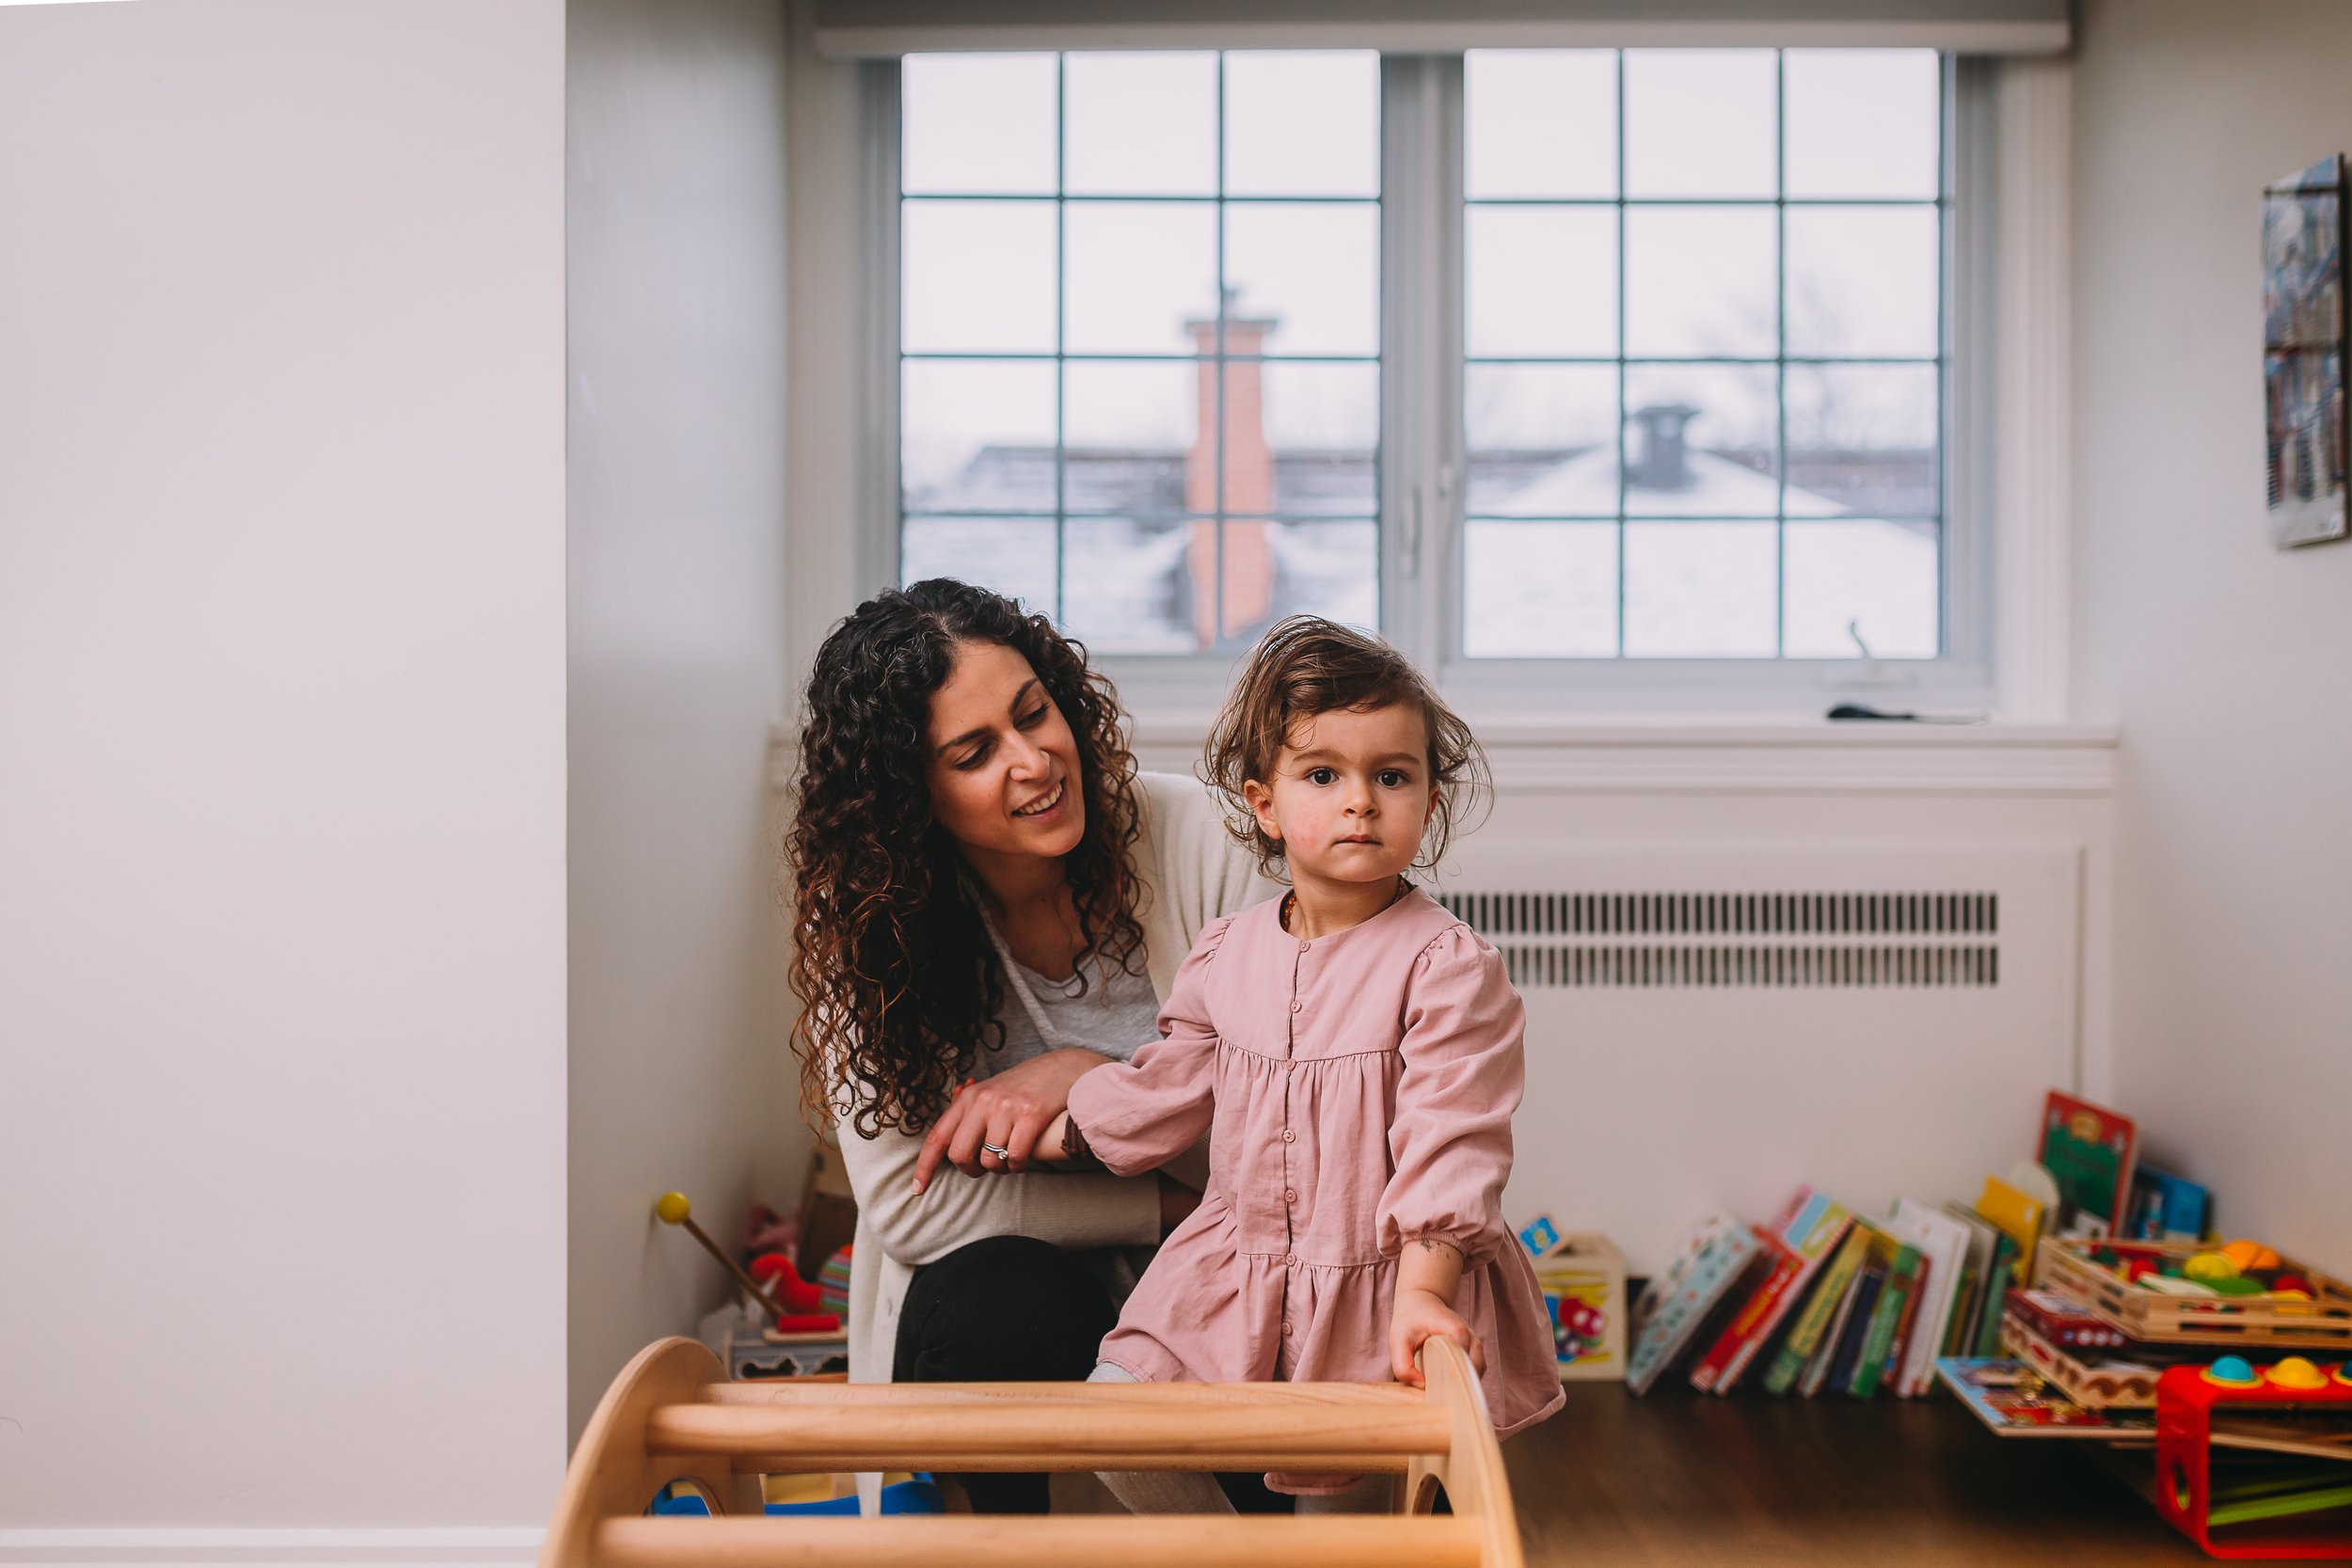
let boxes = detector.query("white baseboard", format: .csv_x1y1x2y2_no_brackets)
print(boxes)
0,1530,540,1568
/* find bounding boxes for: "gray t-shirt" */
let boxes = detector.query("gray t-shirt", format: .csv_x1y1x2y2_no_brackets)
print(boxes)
982,951,1163,1077
973,946,1169,1304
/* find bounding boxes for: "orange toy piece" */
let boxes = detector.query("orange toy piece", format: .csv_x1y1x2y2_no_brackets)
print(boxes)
2222,1240,2284,1274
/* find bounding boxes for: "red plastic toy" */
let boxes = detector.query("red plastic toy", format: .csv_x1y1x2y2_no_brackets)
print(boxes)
2155,1357,2352,1560
749,1253,825,1313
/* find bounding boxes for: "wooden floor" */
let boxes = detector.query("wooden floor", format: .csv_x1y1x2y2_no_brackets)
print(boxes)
1506,1383,2220,1567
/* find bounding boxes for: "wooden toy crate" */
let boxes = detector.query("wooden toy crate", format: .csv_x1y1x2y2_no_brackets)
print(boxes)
1529,1230,1627,1384
2038,1239,2352,1349
2000,1310,2176,1409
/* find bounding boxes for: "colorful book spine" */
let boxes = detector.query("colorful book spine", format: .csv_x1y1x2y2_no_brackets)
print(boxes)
2126,1165,2209,1243
1825,1264,1885,1394
1976,1176,2045,1289
1624,1215,1763,1396
1764,1222,1875,1395
1941,1246,1983,1359
1880,1255,1931,1397
1690,1232,1801,1392
1970,1232,2018,1358
1691,1187,1854,1395
1849,1243,1921,1400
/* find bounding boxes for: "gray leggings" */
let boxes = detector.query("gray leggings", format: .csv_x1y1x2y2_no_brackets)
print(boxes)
1085,1361,1397,1515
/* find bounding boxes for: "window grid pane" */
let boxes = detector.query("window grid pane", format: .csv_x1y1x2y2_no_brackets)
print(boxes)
899,53,1381,655
1462,48,1946,660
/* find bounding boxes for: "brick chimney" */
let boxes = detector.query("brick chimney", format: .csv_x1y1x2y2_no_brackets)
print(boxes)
1183,294,1278,648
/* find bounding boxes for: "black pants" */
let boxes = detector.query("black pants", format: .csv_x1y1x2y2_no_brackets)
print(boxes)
892,1235,1288,1514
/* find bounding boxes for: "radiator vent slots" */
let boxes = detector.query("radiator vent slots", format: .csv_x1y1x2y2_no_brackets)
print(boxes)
1438,890,2000,990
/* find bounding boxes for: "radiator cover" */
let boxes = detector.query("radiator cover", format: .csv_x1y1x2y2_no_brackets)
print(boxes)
1432,841,2083,1276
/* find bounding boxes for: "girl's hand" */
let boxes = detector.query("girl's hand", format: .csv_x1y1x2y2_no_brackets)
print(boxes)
1390,1286,1486,1387
911,1048,1108,1191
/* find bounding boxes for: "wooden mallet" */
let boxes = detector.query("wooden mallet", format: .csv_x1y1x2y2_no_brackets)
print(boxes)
655,1191,787,1322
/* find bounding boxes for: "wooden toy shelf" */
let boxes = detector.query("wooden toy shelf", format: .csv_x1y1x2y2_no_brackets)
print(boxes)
545,1337,1525,1568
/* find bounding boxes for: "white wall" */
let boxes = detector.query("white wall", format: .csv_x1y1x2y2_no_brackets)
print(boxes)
784,0,873,678
0,0,567,1538
565,0,808,1444
2074,0,2352,1269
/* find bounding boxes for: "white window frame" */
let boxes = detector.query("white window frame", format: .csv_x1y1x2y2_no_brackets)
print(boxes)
853,50,2043,722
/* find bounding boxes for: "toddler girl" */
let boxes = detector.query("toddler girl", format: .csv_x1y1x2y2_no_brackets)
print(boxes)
1036,616,1562,1513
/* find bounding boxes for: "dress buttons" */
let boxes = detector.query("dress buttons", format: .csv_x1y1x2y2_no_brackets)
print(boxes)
1283,1189,1297,1204
1290,999,1303,1013
1282,1254,1296,1267
1298,940,1311,953
1281,1128,1295,1143
1281,1321,1294,1337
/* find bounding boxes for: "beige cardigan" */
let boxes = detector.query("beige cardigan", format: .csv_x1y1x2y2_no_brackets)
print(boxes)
832,771,1273,1419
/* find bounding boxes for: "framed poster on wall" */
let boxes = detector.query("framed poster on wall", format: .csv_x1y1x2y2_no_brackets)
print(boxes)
2264,154,2347,548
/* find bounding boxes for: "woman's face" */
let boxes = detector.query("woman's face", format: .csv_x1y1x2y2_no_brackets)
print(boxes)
924,640,1087,867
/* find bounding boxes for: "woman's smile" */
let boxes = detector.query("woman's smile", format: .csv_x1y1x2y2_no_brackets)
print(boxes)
1011,777,1068,820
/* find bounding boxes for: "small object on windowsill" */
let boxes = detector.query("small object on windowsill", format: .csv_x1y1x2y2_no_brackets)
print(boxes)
1826,702,1990,724
1824,625,1990,721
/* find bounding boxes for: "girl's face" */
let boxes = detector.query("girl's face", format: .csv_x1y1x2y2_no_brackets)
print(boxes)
1241,702,1438,888
924,639,1087,867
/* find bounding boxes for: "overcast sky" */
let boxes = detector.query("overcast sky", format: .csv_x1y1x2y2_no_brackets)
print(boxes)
899,47,1942,502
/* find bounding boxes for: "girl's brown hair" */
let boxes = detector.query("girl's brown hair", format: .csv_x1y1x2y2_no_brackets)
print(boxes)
785,579,1148,1137
1202,615,1487,877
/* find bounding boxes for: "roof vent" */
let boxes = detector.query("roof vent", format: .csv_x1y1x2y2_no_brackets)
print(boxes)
1628,403,1699,491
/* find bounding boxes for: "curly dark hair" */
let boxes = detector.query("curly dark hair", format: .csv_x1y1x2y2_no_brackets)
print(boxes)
1203,615,1488,878
786,579,1148,1138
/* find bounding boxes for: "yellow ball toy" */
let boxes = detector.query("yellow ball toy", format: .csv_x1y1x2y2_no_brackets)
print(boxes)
2184,1251,2240,1281
2268,1356,2329,1390
656,1191,692,1226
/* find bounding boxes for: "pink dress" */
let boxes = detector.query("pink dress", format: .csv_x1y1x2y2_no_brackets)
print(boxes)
1066,886,1564,1457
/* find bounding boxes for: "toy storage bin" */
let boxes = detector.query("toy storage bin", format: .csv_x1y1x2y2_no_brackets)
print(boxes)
1527,1229,1627,1383
2039,1240,2352,1349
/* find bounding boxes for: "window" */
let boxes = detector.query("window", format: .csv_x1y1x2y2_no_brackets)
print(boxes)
1461,49,1947,662
896,51,1383,655
885,48,1968,699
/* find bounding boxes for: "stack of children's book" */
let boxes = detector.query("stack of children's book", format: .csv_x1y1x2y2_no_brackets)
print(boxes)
1626,1175,2052,1400
1621,1089,2233,1402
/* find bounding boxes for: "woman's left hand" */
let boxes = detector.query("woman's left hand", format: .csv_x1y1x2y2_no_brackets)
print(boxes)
911,1047,1110,1190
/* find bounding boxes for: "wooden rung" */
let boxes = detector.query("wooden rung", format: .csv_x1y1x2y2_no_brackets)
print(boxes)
594,1514,1481,1568
702,1381,1422,1411
644,1401,1452,1466
725,1448,1410,1474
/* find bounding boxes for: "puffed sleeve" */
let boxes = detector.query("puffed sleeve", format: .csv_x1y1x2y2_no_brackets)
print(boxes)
1064,914,1232,1178
1375,927,1527,1267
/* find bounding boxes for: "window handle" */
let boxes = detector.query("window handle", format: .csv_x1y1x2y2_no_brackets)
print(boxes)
1400,489,1422,579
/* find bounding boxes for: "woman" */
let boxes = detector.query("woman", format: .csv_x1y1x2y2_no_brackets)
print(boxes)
786,579,1270,1513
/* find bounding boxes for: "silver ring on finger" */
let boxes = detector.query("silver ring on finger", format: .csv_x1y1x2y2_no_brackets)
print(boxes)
980,1142,1010,1158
